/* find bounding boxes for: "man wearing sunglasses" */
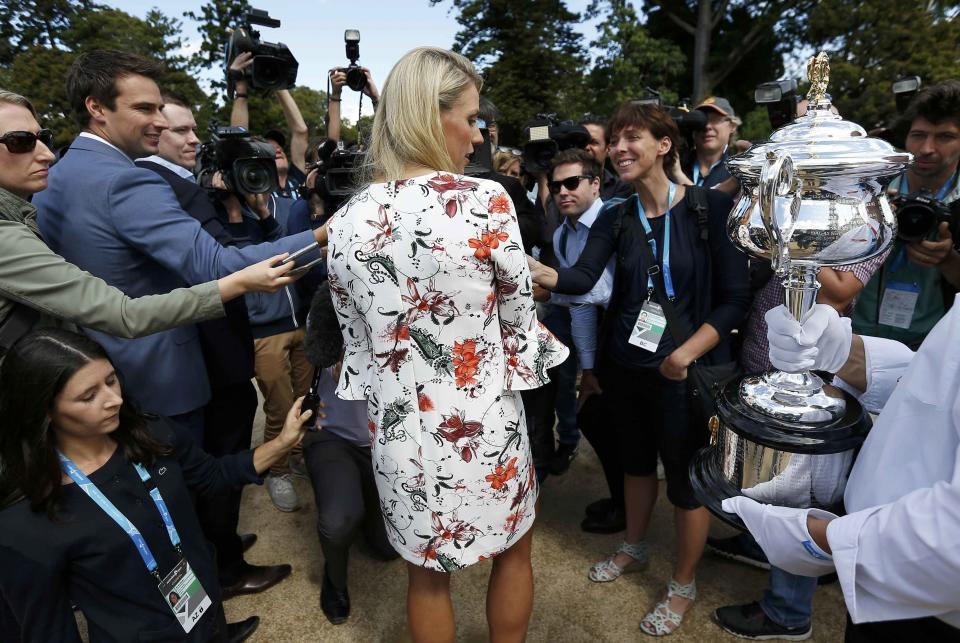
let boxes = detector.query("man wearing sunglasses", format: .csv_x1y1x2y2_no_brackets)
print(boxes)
0,88,295,357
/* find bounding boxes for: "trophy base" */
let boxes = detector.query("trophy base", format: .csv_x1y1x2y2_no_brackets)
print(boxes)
740,371,846,423
689,447,746,531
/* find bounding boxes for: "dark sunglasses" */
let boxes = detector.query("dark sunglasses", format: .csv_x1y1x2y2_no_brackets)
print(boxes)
548,175,595,194
0,129,54,154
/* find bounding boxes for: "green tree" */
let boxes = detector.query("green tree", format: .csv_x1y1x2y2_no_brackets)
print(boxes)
585,0,686,117
185,0,251,94
0,0,96,64
801,0,960,130
213,85,330,140
433,0,589,145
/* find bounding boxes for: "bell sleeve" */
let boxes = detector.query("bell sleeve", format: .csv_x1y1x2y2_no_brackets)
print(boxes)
486,184,569,390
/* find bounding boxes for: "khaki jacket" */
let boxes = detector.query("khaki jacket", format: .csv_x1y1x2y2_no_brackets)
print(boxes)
0,187,223,340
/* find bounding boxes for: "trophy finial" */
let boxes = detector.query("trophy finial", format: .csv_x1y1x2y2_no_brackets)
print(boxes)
806,52,830,105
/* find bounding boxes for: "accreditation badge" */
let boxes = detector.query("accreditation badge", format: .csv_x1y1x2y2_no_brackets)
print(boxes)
159,558,212,633
628,301,667,352
878,281,919,329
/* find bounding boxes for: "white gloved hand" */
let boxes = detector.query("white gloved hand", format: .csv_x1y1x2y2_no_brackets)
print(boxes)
765,304,852,373
722,496,838,577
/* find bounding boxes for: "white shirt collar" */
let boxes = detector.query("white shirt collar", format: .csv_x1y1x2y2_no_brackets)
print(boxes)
139,155,196,181
78,131,127,158
562,197,604,231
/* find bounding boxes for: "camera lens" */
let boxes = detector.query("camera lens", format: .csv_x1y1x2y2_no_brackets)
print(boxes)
896,201,936,242
346,67,366,92
236,160,273,194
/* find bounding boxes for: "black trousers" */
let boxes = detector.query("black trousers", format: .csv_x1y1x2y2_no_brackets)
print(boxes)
303,431,395,590
195,381,258,581
577,391,625,508
845,613,960,642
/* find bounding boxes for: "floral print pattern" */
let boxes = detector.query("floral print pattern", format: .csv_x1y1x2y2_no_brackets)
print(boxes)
327,172,568,571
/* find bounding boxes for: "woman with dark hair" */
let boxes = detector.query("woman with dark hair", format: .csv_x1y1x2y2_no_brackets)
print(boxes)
528,102,750,636
0,329,315,643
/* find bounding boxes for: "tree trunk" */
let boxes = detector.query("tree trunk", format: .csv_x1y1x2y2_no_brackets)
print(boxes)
692,0,712,102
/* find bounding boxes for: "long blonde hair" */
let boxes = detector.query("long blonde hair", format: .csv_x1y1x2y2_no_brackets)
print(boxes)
358,47,482,186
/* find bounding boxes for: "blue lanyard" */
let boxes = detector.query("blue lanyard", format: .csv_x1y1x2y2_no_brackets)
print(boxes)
58,452,182,578
692,149,725,187
635,182,677,299
900,173,957,201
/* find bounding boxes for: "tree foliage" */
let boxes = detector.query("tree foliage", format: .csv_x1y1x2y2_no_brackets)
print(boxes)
432,0,589,144
185,0,251,95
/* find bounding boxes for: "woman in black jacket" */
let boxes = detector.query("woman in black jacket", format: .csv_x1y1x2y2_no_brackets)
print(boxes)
0,329,316,643
528,102,750,636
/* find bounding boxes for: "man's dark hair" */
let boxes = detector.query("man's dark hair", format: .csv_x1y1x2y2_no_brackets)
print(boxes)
580,114,608,142
549,148,602,181
160,88,191,111
903,79,960,129
479,96,499,125
608,102,681,170
67,50,164,128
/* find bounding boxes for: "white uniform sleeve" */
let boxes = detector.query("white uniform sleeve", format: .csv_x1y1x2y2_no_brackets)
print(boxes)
832,335,915,413
827,470,960,624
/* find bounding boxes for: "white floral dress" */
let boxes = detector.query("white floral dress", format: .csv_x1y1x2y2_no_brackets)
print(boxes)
326,172,568,571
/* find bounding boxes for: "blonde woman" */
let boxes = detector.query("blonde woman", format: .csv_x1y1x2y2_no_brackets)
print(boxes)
494,150,522,180
326,47,567,642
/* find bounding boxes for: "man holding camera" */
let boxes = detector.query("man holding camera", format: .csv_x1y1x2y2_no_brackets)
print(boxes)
135,90,294,599
852,80,960,350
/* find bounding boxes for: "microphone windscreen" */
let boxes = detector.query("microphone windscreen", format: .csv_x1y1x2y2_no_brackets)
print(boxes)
304,280,344,368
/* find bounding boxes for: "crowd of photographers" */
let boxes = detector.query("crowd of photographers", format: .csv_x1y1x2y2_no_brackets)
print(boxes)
0,7,958,640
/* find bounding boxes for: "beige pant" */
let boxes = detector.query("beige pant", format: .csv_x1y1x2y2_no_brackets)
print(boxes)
254,327,313,475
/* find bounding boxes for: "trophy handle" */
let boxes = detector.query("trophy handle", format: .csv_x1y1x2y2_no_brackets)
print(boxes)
759,151,796,275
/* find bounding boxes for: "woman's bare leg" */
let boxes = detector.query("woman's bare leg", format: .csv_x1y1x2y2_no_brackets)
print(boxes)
486,528,535,643
407,562,455,643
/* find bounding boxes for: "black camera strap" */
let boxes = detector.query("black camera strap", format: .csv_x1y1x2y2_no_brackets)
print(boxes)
0,303,40,355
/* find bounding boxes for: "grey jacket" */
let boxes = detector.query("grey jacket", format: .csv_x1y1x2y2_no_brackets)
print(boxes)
0,187,224,341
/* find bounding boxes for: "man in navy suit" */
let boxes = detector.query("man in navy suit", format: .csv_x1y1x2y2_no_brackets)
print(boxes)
34,52,330,609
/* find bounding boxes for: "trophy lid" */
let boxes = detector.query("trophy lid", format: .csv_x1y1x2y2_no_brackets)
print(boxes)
727,53,911,181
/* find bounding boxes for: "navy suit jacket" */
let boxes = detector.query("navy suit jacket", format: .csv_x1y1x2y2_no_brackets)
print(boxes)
34,136,318,416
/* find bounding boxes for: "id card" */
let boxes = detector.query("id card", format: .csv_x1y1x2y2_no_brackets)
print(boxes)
159,558,211,633
628,301,667,352
878,281,919,330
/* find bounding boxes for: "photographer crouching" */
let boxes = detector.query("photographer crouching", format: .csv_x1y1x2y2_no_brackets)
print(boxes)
851,79,960,349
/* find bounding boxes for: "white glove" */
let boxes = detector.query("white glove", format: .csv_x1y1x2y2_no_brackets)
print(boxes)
765,304,852,373
722,496,838,577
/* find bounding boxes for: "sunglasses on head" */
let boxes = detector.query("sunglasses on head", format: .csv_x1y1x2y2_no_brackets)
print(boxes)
0,129,54,154
548,175,594,194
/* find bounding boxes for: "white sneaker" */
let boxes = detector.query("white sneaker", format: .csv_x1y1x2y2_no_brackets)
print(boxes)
266,473,300,512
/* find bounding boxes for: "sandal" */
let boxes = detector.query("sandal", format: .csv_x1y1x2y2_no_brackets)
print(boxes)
639,578,696,636
588,541,649,582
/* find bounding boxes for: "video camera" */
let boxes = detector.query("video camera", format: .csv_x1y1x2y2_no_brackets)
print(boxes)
522,114,592,175
195,123,279,195
225,8,299,94
634,89,707,136
754,79,799,131
299,139,361,210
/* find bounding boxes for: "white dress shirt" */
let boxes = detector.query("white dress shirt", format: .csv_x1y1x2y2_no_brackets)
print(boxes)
829,295,960,627
550,198,614,370
139,154,196,181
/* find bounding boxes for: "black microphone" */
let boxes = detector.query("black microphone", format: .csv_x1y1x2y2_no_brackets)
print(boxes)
302,281,345,427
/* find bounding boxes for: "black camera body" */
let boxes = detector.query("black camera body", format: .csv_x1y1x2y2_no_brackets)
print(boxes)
754,79,799,131
522,114,592,175
195,124,279,195
225,8,298,93
894,192,955,242
340,29,367,92
635,90,707,136
299,139,360,210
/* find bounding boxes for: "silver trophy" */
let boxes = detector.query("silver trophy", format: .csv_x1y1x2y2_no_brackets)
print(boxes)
691,53,912,523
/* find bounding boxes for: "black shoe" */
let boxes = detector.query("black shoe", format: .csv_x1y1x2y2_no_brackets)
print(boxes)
226,616,260,643
585,497,614,519
549,441,579,475
817,572,838,585
239,533,257,553
580,505,626,534
714,602,811,640
221,562,292,600
707,535,771,571
321,568,351,625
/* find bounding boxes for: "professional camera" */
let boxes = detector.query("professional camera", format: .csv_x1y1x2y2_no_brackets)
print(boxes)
893,192,955,242
225,8,299,93
754,79,799,130
634,90,707,136
298,139,361,209
336,29,367,93
195,123,279,195
522,114,592,174
464,126,493,178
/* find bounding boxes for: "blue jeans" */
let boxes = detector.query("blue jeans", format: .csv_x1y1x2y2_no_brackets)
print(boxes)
737,533,816,627
542,306,579,446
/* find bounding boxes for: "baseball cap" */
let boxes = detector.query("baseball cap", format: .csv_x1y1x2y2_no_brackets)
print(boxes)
263,129,286,148
695,96,736,119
